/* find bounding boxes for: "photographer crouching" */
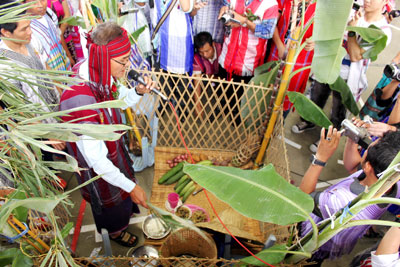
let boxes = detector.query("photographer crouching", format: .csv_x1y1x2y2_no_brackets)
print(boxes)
299,124,400,266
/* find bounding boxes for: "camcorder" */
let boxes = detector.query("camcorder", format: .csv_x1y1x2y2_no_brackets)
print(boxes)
388,10,400,18
120,4,138,15
383,63,400,82
220,12,241,25
341,119,372,149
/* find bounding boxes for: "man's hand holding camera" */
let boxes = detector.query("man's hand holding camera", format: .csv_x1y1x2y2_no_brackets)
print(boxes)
351,117,396,138
315,126,341,163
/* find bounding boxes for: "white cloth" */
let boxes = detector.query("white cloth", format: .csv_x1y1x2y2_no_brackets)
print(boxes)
371,251,400,267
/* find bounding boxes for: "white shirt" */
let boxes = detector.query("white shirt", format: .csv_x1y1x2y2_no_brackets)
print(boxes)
371,251,400,267
75,60,145,193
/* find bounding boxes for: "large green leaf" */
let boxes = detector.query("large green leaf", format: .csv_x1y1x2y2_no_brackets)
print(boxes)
0,248,33,267
329,76,359,115
253,61,279,77
0,196,66,232
130,26,146,41
287,91,332,129
59,16,87,29
7,189,28,222
241,61,278,130
183,164,314,225
347,25,387,61
311,0,353,84
240,244,287,266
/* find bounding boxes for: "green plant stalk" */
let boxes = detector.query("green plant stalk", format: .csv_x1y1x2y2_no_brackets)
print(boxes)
343,219,400,229
288,66,312,80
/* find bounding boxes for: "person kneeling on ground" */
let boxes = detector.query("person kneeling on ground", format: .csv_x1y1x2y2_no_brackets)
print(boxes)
299,126,400,265
60,22,155,247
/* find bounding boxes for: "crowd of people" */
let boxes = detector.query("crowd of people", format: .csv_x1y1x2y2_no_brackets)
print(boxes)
1,0,400,265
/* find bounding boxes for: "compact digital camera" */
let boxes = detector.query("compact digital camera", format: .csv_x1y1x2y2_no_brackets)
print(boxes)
341,119,372,149
384,63,400,82
220,12,241,25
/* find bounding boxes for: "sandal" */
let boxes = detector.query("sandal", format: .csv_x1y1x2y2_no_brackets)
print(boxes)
110,230,138,247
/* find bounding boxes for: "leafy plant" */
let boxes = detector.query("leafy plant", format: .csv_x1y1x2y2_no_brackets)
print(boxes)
183,154,400,265
287,91,332,129
311,0,353,84
347,25,387,61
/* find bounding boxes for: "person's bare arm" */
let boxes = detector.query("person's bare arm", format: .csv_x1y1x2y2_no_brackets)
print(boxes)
375,226,400,255
272,28,285,59
130,185,149,208
388,94,400,125
343,138,361,174
190,1,207,16
347,10,364,62
300,126,341,194
179,0,193,13
226,11,256,32
381,80,400,100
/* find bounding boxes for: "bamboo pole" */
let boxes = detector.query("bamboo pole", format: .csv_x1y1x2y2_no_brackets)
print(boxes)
125,108,142,147
254,26,301,167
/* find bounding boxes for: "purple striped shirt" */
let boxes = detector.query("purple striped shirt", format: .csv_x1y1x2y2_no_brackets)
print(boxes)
302,170,400,260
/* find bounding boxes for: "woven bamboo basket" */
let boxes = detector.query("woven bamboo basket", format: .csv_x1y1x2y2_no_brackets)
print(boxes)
159,228,217,265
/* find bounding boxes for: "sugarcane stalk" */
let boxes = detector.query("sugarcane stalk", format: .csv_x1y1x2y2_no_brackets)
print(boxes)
125,108,142,148
254,0,301,167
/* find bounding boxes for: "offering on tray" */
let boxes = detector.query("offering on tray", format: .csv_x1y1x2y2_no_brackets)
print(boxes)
191,210,208,223
175,205,192,219
185,204,210,223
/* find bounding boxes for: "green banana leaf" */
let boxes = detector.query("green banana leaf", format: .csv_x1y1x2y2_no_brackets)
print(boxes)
6,189,28,223
241,61,279,130
0,248,33,267
240,244,287,266
347,25,387,61
329,76,359,115
183,164,314,225
130,26,146,41
287,91,332,129
311,0,353,84
254,61,280,77
59,16,87,29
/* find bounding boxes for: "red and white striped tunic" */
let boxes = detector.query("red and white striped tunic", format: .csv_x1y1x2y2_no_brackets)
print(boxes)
218,0,278,77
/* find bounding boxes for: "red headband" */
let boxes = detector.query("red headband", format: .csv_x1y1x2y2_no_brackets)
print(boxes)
86,27,131,101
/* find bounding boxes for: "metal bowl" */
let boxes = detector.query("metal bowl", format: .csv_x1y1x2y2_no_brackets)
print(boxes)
130,245,159,267
142,214,171,239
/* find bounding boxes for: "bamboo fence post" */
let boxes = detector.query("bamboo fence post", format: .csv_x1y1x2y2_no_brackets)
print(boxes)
254,26,301,167
125,108,142,147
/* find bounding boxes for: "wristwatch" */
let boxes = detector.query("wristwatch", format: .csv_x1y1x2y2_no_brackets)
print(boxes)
310,154,326,167
348,31,356,38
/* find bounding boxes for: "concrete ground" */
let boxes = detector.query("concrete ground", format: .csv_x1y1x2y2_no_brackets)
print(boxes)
61,5,400,265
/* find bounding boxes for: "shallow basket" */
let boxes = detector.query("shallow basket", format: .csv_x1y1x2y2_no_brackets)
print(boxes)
160,228,217,261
